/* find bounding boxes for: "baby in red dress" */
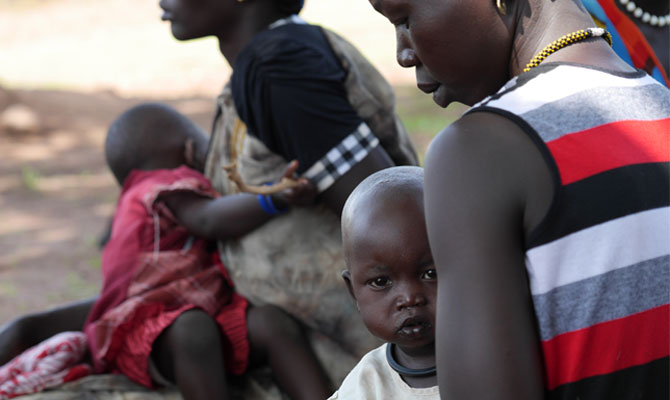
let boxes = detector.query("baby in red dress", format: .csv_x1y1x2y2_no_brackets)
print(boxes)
84,103,331,400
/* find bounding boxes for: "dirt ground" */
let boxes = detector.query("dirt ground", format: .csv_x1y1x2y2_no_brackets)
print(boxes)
0,0,463,325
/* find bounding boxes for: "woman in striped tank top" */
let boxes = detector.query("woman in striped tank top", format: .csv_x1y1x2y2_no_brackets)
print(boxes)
370,0,669,399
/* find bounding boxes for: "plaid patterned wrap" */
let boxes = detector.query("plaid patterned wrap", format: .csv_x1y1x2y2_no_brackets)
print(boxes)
304,122,380,192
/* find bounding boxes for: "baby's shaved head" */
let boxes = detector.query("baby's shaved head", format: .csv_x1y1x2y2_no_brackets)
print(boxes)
343,166,423,223
105,103,208,185
341,166,424,256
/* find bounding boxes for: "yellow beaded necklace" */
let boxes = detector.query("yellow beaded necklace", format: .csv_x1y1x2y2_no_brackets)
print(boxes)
523,27,613,72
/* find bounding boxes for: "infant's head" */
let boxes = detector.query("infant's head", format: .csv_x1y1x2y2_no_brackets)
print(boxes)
105,103,209,185
341,166,435,355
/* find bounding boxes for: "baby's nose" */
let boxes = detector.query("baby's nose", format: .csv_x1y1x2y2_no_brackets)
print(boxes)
396,286,427,310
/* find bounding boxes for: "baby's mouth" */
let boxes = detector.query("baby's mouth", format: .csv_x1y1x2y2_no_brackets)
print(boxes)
397,317,432,338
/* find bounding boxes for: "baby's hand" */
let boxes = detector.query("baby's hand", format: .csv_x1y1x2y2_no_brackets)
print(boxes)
272,160,317,207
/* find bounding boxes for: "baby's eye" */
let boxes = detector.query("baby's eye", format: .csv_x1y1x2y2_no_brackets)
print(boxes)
368,277,392,289
421,269,437,281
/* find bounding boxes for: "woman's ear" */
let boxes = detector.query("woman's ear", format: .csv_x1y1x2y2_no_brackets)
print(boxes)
341,270,356,301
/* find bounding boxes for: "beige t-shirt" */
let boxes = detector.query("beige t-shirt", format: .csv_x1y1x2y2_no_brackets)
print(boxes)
328,343,440,400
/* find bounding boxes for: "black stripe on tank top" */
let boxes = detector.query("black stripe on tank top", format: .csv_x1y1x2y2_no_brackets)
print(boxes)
547,356,670,400
528,162,670,248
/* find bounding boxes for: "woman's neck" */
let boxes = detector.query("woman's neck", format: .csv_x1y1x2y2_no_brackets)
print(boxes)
216,4,287,66
509,0,633,77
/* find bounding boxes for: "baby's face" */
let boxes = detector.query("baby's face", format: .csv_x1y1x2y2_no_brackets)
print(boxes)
344,198,436,356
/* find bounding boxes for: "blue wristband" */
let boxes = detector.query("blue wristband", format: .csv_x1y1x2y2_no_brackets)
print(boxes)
266,193,287,214
257,194,287,215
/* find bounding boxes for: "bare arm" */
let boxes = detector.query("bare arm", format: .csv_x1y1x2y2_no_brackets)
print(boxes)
319,146,395,215
161,191,283,241
424,112,551,399
161,160,317,241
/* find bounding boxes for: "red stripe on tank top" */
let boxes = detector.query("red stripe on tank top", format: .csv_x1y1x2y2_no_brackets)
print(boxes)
541,304,670,390
546,118,670,186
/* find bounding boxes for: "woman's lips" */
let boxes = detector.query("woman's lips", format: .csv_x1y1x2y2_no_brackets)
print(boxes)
416,67,449,107
417,82,449,108
158,1,172,21
417,82,440,94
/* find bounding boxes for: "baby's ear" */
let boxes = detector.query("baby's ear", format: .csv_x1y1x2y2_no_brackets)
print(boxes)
184,139,195,166
341,270,356,300
184,139,203,171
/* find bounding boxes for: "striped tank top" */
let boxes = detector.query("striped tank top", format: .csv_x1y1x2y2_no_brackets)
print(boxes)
471,63,669,399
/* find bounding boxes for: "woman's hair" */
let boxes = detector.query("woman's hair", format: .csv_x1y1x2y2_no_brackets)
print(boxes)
275,0,304,15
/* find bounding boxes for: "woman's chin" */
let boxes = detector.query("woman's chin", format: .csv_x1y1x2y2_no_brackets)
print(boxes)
169,26,201,42
431,86,451,108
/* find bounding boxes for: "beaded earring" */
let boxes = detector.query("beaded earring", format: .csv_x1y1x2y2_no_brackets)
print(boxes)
496,0,507,15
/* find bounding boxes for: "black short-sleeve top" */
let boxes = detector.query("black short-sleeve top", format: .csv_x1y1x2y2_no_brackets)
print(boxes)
230,18,379,193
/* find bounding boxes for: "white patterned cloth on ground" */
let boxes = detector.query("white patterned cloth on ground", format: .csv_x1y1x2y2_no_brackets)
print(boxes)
0,332,91,399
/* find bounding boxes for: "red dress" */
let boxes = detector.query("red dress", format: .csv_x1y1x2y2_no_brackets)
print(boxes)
83,166,249,388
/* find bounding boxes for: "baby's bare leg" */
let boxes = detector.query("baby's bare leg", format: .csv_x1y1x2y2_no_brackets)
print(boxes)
0,297,95,366
247,305,332,400
151,309,229,400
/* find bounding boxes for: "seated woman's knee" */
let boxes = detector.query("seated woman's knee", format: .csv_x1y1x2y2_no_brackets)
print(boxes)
248,305,303,345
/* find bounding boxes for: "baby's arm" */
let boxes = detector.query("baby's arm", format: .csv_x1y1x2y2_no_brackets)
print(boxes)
160,191,287,241
165,160,317,240
162,161,316,241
